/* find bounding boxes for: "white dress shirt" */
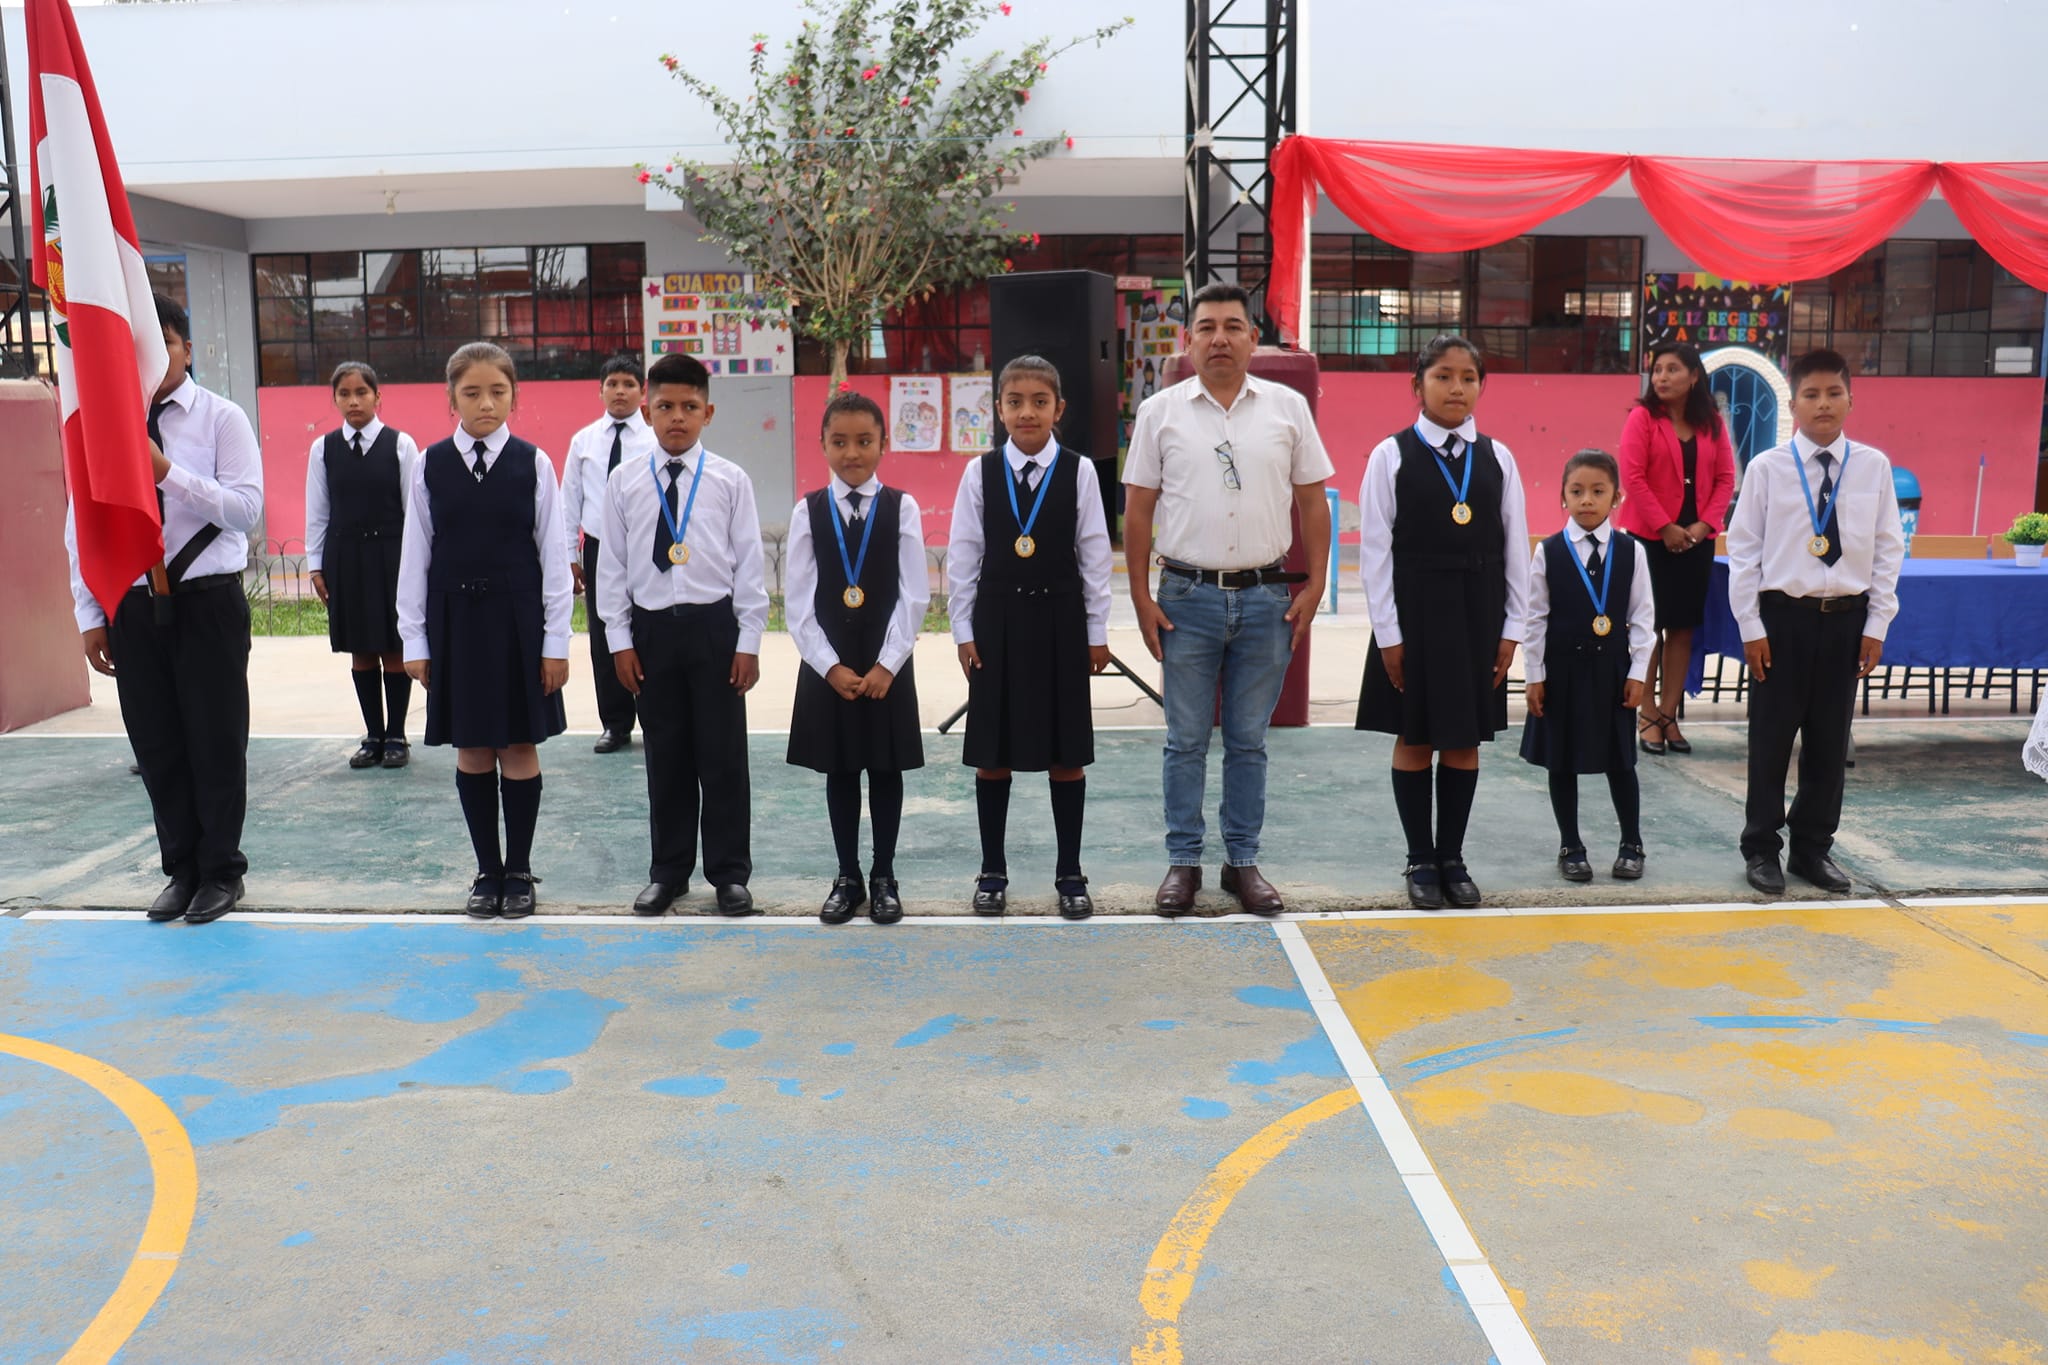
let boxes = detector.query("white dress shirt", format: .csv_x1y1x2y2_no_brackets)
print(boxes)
395,425,574,663
596,443,771,655
946,438,1114,646
1522,518,1656,686
1727,432,1905,644
66,375,266,631
562,409,656,548
304,417,420,571
1357,413,1533,647
1122,373,1335,570
785,475,930,677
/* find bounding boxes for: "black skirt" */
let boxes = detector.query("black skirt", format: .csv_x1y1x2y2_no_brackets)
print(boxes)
422,588,567,749
1640,533,1715,631
962,585,1094,771
1519,643,1636,774
787,661,924,775
1357,563,1509,749
323,532,402,654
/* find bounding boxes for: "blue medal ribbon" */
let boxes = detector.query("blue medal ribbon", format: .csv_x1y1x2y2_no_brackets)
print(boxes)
1416,423,1474,511
1004,445,1060,543
829,482,880,596
1792,437,1852,542
1568,528,1617,626
649,451,706,557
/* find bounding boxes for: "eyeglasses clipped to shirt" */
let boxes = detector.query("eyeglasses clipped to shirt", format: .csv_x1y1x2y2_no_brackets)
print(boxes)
1214,440,1242,491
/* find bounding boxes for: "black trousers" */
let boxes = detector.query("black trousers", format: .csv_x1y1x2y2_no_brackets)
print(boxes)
582,536,637,734
1742,593,1866,859
109,580,251,881
632,600,750,885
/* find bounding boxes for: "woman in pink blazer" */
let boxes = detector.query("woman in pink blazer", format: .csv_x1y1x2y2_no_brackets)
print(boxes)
1617,341,1736,755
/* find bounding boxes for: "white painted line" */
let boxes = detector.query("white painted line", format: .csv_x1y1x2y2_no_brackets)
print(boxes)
1270,919,1546,1365
1897,894,2048,908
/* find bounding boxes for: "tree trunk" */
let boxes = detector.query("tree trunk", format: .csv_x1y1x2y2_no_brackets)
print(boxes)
829,336,852,394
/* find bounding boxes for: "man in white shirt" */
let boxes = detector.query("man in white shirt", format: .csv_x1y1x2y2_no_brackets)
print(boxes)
1727,348,1905,896
562,355,656,752
1123,281,1333,917
66,294,264,925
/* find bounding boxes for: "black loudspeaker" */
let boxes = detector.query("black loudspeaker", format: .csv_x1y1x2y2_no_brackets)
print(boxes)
989,269,1120,529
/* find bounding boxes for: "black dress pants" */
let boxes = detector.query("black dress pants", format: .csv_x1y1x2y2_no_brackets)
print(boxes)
109,580,251,881
632,600,751,885
582,536,637,735
1742,593,1867,860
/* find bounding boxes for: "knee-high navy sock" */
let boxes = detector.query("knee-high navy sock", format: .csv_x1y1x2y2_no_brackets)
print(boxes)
1390,768,1434,865
382,670,413,742
1608,766,1643,847
455,769,502,876
500,774,541,875
1050,777,1085,880
1435,764,1479,864
975,776,1012,879
1548,770,1583,852
868,772,904,879
826,773,862,878
351,667,383,739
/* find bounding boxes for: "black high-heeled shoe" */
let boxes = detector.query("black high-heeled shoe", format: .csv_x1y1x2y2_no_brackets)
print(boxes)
1661,717,1693,755
1638,711,1668,756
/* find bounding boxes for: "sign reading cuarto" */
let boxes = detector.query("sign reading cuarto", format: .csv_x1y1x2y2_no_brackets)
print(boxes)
641,273,794,377
1640,274,1791,365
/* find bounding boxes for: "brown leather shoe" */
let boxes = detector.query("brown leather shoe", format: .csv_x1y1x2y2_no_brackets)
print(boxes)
1154,865,1202,917
1220,864,1284,916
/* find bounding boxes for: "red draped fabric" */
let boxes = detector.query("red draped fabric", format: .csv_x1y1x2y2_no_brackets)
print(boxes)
1266,136,2048,344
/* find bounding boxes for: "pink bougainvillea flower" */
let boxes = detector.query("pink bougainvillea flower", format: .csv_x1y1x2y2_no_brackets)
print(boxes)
1016,88,1031,102
1012,128,1024,137
1002,258,1015,271
753,41,766,53
1038,61,1048,73
1065,136,1076,149
999,2,1012,13
636,170,651,184
664,163,674,173
844,126,857,136
787,75,800,86
837,381,852,393
1029,231,1042,247
861,66,880,81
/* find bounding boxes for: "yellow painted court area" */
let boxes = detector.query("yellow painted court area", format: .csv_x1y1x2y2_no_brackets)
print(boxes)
1303,902,2048,1364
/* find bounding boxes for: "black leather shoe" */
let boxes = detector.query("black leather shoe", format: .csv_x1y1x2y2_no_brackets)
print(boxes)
868,877,904,925
1744,854,1785,896
1439,861,1481,908
1558,847,1593,883
349,737,383,769
499,873,538,919
633,881,682,916
1056,876,1094,921
1403,862,1444,910
819,876,865,924
714,884,756,917
1220,864,1285,916
592,729,630,754
184,877,244,925
380,740,410,769
1787,851,1852,893
1154,866,1201,917
147,876,199,922
972,876,1008,917
465,874,503,919
1613,843,1646,880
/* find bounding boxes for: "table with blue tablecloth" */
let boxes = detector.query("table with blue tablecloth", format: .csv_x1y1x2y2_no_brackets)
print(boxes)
1689,559,2048,692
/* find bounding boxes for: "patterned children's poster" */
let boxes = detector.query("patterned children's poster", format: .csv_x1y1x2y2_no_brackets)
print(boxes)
640,274,794,377
1120,280,1185,449
949,374,992,453
890,376,944,453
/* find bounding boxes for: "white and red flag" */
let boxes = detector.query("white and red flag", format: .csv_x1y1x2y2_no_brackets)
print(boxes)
28,0,168,617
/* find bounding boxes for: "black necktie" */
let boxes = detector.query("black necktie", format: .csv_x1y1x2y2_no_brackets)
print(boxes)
653,460,683,570
1441,434,1460,462
1015,461,1038,508
608,422,627,473
1816,451,1842,567
471,440,489,481
351,431,365,457
847,488,864,525
1584,534,1603,580
148,397,172,524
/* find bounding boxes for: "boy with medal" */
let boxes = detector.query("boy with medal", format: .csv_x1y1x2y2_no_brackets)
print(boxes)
1727,349,1904,896
598,354,769,917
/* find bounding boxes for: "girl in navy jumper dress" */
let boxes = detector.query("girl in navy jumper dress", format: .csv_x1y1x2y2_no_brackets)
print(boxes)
397,343,573,920
1520,449,1656,882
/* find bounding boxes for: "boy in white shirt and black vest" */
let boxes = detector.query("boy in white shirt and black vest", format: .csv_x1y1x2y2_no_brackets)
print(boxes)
562,355,655,753
599,353,770,918
1727,348,1905,896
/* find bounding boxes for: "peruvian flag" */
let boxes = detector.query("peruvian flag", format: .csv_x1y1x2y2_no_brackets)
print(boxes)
28,0,168,617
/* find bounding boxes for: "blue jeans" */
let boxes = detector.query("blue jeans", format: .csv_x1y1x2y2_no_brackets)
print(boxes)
1157,575,1296,866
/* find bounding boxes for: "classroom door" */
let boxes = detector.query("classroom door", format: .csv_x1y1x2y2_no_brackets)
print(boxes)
1710,364,1781,472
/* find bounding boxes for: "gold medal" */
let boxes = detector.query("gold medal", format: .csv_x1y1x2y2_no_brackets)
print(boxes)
1015,535,1036,559
1808,534,1830,558
1591,614,1613,637
1451,502,1473,526
668,542,690,566
842,585,866,609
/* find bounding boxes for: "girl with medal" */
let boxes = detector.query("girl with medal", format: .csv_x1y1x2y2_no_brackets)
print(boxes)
1520,450,1656,882
785,391,929,925
397,343,572,920
1357,335,1532,909
947,355,1114,920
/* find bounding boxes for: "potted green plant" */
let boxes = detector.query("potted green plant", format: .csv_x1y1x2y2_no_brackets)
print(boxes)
2005,512,2048,567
